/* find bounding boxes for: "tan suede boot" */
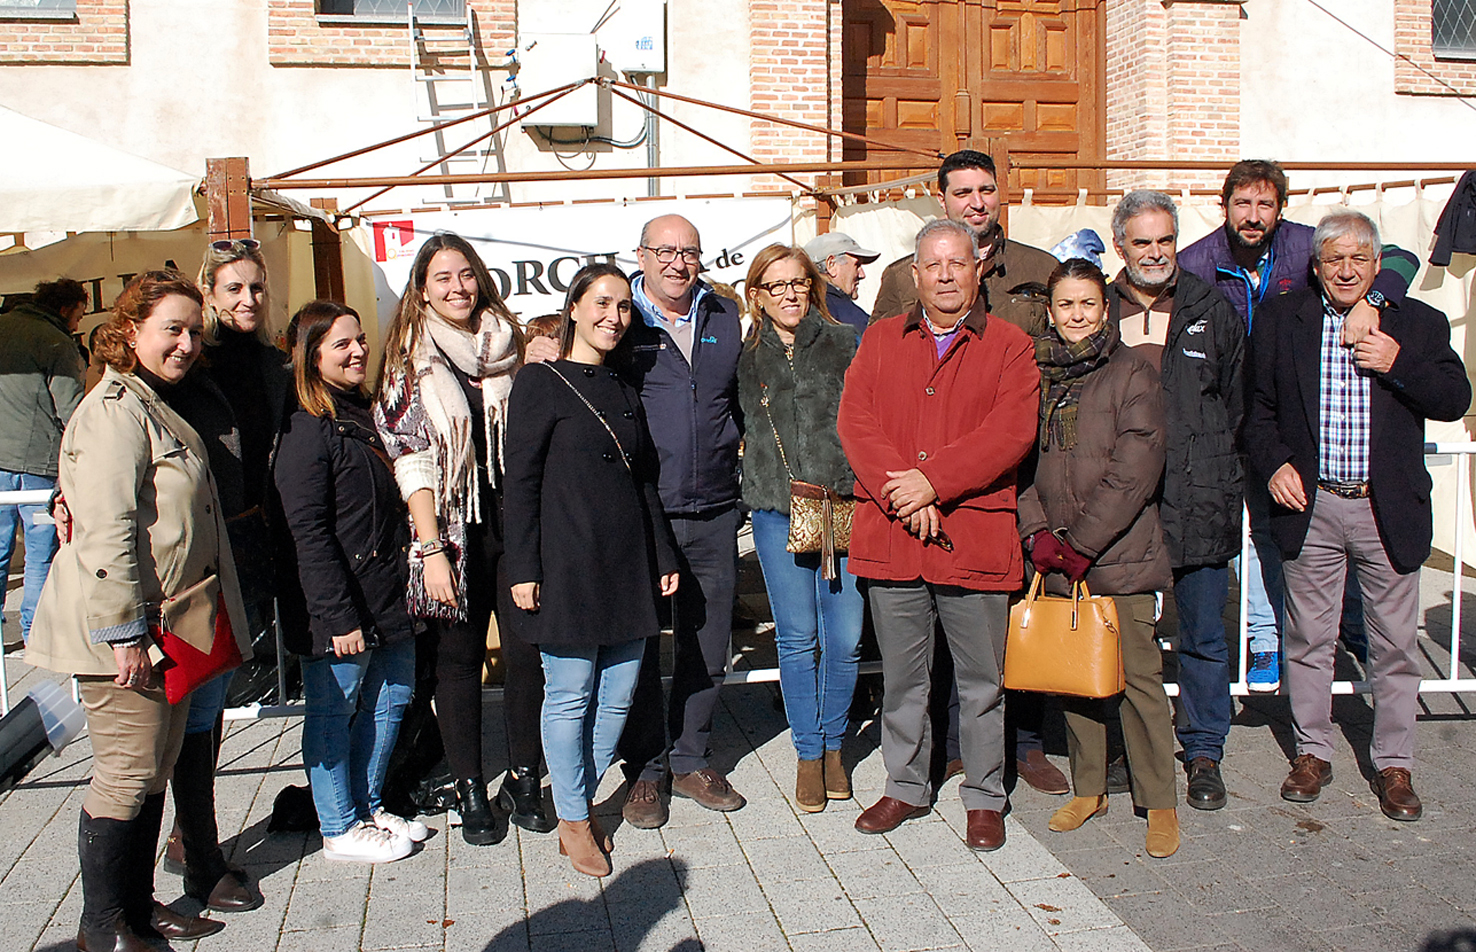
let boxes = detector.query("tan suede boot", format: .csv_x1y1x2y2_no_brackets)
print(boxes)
1048,795,1108,832
1145,808,1180,858
823,749,851,800
558,820,611,877
796,758,826,813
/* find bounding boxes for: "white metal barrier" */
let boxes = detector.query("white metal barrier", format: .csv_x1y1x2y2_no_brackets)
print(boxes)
5,446,1476,720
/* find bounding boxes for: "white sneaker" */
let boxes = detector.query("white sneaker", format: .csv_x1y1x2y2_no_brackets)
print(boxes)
323,820,412,863
373,809,430,843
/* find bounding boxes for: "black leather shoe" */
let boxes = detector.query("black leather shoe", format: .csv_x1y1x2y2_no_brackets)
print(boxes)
498,767,556,834
455,778,506,846
1105,754,1131,796
1185,757,1227,811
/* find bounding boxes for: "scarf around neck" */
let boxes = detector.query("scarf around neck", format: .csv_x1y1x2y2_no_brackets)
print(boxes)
418,310,519,523
1036,319,1118,451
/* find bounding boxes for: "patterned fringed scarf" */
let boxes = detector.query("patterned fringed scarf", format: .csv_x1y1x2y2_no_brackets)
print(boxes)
1036,319,1118,451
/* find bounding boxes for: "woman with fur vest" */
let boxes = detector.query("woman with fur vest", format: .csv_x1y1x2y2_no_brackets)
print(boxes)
737,244,863,813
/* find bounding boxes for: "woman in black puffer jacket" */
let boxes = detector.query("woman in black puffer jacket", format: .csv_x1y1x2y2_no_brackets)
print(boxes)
274,301,424,864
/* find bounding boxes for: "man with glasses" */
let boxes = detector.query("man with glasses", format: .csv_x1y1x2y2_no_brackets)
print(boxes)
1244,210,1468,821
614,214,747,828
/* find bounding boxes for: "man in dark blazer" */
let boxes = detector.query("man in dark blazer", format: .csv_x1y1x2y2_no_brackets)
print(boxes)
1245,210,1470,822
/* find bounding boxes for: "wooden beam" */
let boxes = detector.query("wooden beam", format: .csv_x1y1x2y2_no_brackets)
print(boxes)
207,157,253,240
309,198,345,303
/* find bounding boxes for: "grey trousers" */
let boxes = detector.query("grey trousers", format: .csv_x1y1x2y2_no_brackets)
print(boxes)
869,581,1008,811
1061,594,1177,809
1283,490,1422,770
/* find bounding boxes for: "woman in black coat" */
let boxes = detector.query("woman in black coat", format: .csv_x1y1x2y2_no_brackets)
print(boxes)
504,263,679,879
274,301,424,864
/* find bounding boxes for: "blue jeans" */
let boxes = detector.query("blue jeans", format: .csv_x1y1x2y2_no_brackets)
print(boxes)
750,509,864,761
540,639,645,822
1172,563,1232,763
1241,485,1285,655
0,471,58,645
184,600,271,734
302,638,415,838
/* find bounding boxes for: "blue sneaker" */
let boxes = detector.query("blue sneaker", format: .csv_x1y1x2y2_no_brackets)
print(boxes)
1248,651,1280,693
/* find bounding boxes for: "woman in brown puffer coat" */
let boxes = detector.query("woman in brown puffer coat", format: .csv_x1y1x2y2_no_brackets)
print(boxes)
1015,257,1179,859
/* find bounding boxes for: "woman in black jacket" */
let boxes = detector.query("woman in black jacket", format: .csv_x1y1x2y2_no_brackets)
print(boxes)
504,264,679,878
737,244,861,813
275,301,424,864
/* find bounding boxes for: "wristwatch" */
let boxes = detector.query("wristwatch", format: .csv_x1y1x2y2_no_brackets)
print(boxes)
1365,289,1386,310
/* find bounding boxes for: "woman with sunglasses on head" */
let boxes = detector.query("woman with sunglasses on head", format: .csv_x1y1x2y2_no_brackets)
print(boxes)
504,263,679,877
1018,258,1179,858
737,244,863,813
141,237,290,914
275,301,423,862
375,232,552,846
28,271,252,951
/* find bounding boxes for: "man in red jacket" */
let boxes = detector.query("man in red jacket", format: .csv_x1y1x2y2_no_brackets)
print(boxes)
838,219,1040,851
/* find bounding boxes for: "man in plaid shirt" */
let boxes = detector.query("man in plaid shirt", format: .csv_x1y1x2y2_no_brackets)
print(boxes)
1245,210,1470,822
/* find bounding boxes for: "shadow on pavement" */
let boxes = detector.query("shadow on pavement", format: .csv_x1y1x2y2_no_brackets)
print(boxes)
1423,929,1476,952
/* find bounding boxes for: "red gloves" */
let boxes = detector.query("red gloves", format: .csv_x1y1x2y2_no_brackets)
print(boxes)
1029,529,1091,583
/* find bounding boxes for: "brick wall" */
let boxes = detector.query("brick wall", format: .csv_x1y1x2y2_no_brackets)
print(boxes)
1394,0,1476,95
0,0,128,65
1104,0,1241,192
748,0,831,191
267,0,515,68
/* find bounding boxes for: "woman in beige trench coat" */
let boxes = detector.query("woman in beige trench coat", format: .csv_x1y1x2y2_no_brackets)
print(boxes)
27,270,252,952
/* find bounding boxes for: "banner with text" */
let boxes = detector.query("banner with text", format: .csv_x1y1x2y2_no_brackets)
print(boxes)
363,196,795,327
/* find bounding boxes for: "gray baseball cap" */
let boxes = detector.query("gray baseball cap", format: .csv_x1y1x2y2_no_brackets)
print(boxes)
804,232,880,265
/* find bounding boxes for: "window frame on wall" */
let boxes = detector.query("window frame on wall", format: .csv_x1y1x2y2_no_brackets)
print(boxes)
316,0,465,25
1433,0,1476,60
0,0,77,21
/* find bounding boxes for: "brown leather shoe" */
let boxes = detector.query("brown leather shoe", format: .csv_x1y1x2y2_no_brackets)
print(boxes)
191,869,262,913
1017,749,1070,795
76,922,153,952
854,796,930,834
943,758,964,781
1280,754,1333,802
965,809,1006,851
672,768,746,812
621,778,668,829
147,901,225,940
795,758,826,813
1372,767,1422,821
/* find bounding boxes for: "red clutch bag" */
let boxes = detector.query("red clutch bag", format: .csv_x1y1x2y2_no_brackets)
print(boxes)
150,576,244,705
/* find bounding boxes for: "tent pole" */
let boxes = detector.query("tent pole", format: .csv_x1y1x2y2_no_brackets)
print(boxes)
207,157,253,241
310,198,346,302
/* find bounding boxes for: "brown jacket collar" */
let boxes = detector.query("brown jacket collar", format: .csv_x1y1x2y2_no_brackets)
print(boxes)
902,294,990,337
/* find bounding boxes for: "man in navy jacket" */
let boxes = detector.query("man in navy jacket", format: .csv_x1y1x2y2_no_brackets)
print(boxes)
1244,210,1469,821
613,214,747,828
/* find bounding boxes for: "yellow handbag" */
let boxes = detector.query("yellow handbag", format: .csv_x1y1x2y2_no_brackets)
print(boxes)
1004,575,1125,699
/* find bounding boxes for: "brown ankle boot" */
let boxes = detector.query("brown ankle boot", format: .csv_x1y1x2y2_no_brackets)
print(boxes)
558,820,611,878
586,804,614,854
823,749,851,800
795,758,826,813
1145,808,1180,858
1048,795,1107,832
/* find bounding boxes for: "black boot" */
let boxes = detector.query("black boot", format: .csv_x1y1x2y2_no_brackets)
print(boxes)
128,792,224,942
455,777,505,846
76,809,152,952
171,730,261,912
497,767,555,834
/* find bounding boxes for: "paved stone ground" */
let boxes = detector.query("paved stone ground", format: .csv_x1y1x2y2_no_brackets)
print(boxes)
4,551,1475,951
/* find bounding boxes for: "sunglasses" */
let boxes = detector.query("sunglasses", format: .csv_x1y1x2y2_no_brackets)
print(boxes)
209,238,261,253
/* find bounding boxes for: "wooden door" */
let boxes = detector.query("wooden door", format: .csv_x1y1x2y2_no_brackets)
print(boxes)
842,0,1104,195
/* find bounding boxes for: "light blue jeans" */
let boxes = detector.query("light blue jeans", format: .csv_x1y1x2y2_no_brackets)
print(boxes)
302,638,415,838
750,509,864,761
0,471,58,645
540,639,646,822
1241,485,1285,655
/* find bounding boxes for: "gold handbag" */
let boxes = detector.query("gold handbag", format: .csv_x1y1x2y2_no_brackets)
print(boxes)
761,384,853,580
1004,575,1125,699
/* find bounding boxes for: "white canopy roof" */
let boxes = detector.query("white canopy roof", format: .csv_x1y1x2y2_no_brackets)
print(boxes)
0,105,199,233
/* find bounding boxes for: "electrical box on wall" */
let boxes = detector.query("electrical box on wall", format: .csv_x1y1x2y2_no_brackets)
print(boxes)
599,0,665,75
515,32,599,127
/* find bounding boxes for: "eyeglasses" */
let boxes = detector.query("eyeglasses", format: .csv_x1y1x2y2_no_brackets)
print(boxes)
757,277,812,296
641,245,702,265
210,238,261,253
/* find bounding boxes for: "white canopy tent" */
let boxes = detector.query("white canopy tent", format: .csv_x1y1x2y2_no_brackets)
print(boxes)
0,104,199,234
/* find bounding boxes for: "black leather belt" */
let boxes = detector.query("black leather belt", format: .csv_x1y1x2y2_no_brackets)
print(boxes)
1318,479,1370,499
